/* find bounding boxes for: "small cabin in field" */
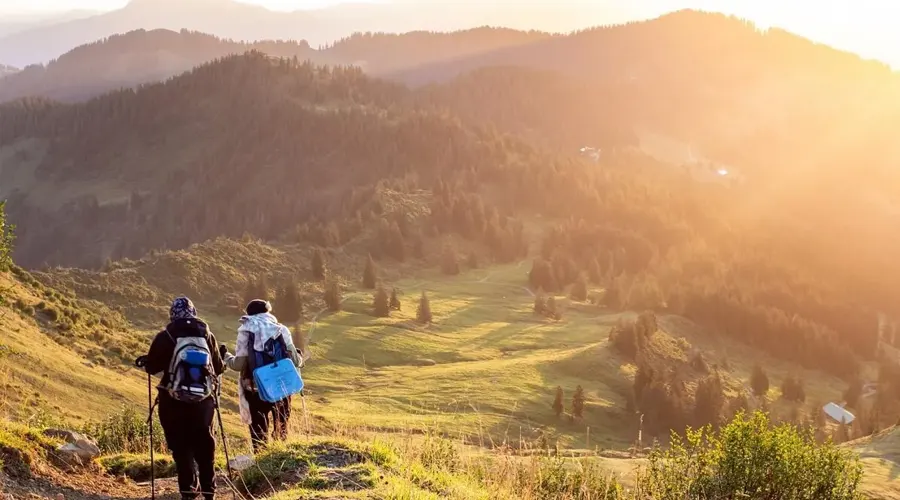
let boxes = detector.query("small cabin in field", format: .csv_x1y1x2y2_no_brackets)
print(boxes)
823,402,855,424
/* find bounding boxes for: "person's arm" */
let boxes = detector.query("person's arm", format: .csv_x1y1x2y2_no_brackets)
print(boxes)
207,330,225,376
144,331,170,376
282,325,303,368
224,330,249,372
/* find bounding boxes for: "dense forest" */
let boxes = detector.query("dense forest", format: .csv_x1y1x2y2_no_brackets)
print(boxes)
2,10,900,427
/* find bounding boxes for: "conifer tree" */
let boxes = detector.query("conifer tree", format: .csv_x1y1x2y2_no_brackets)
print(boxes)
324,282,341,312
390,287,401,311
843,377,863,409
751,364,770,397
588,258,603,284
312,248,327,280
363,254,377,289
552,386,564,417
694,373,726,427
441,245,460,275
416,292,433,324
572,385,586,418
276,280,303,324
373,285,390,317
571,274,588,302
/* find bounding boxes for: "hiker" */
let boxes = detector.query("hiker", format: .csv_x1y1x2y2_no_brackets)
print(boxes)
221,299,303,453
137,297,225,500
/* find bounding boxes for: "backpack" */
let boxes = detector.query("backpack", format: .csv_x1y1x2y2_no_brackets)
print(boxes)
246,329,303,403
166,326,215,403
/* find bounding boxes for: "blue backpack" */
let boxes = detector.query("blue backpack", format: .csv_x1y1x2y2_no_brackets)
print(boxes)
247,332,303,403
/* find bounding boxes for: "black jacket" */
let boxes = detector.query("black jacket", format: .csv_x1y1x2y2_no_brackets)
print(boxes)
145,318,225,389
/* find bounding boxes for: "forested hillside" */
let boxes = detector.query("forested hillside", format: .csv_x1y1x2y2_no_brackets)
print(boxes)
0,29,327,103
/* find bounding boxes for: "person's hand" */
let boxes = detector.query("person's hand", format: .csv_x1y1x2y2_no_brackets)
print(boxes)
134,355,148,368
219,344,229,359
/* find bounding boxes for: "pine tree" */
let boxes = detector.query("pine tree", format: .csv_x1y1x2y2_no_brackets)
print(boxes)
390,287,401,311
726,394,750,420
244,275,269,305
588,258,603,284
570,274,588,302
373,285,390,317
552,386,564,417
416,292,432,324
694,373,726,427
750,364,770,397
312,248,327,280
363,254,377,289
843,377,863,409
572,385,586,418
276,280,303,324
324,282,342,312
441,245,460,275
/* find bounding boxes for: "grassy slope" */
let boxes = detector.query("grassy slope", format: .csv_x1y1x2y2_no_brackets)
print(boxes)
8,237,898,496
849,427,900,500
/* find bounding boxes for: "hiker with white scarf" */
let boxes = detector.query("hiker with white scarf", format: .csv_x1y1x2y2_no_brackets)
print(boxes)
220,299,303,452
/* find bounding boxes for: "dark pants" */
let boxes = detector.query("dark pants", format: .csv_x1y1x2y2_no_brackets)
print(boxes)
247,391,292,453
158,395,216,499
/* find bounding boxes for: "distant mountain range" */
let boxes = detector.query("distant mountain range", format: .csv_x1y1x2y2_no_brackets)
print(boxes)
0,0,633,68
0,9,100,38
0,27,548,103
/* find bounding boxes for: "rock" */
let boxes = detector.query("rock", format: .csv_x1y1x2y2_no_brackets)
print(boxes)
43,429,100,466
57,494,65,500
228,455,254,472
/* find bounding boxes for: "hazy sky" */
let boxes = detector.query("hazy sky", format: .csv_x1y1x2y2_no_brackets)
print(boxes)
2,0,899,66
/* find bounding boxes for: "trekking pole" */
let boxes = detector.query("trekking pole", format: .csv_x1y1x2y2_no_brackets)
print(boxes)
215,376,234,479
299,390,310,437
135,356,156,500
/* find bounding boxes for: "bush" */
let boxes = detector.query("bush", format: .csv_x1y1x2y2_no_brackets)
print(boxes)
99,454,176,481
637,411,862,499
81,406,166,454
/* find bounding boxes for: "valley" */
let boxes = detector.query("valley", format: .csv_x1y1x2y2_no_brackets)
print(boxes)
1,3,899,499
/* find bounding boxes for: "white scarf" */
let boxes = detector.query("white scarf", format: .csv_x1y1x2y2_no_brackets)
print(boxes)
235,312,295,425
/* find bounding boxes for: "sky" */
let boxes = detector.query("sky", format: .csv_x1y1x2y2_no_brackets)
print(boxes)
1,0,899,67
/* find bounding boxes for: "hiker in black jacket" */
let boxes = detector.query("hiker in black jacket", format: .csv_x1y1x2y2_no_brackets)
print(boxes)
140,297,225,500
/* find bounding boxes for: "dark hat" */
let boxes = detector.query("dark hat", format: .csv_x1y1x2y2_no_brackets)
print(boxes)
245,299,271,316
170,296,197,321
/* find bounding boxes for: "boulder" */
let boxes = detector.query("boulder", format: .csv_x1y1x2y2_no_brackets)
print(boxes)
42,429,101,466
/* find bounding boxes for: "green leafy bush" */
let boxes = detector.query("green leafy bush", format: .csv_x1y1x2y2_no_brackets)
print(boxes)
637,411,862,499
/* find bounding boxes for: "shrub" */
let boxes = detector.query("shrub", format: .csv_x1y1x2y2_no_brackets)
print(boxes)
81,406,166,454
637,411,862,499
100,454,176,481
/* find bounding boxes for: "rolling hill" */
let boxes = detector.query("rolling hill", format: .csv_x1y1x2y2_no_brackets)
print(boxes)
0,29,326,103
